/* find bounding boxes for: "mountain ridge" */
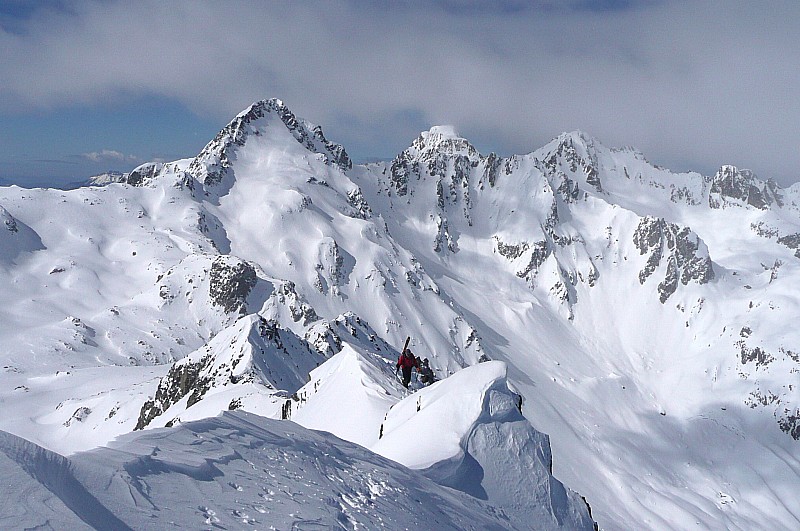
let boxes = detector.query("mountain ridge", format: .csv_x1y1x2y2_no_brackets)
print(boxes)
1,98,799,529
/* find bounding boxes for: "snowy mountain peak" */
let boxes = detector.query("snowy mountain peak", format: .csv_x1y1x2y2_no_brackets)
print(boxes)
426,124,460,138
381,124,489,201
535,131,604,193
710,164,783,209
406,124,481,162
236,97,285,119
538,130,601,160
188,98,351,189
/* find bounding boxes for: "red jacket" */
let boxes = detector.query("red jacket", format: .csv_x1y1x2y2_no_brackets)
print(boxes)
397,352,418,369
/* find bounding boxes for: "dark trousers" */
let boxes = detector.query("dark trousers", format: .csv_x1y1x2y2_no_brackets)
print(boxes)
401,366,412,388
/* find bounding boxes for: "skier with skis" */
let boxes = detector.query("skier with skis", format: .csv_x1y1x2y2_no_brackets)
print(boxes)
396,338,419,388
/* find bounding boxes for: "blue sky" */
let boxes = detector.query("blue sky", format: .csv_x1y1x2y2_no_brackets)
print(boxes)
1,0,798,187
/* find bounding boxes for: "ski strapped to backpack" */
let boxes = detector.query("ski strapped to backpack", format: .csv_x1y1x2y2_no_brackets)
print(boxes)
396,336,410,374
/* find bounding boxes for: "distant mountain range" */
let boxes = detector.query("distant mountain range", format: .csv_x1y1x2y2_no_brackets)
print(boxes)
1,98,799,529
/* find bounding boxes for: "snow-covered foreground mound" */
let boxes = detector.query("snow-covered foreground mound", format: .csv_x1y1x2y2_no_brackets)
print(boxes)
373,361,595,530
287,346,594,529
0,411,572,530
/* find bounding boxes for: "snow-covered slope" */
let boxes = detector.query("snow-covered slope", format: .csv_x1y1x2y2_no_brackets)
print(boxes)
372,361,595,530
0,411,541,530
1,98,799,529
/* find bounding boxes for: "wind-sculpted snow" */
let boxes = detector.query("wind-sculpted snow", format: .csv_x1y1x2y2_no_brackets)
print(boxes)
1,412,530,530
282,345,595,529
0,430,132,530
0,203,44,266
372,361,595,530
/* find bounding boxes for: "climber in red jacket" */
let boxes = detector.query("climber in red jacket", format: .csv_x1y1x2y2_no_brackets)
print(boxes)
396,347,420,388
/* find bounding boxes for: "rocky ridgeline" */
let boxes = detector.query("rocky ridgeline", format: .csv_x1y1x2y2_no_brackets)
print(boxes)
749,221,800,260
125,162,161,187
304,312,394,358
537,132,603,194
633,216,714,303
156,254,262,319
272,281,319,326
135,316,325,430
708,165,783,210
188,98,351,187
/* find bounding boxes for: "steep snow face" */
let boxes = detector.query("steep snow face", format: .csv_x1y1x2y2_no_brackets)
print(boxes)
353,125,800,528
372,361,594,530
286,348,595,530
0,412,531,530
134,315,326,431
289,344,402,448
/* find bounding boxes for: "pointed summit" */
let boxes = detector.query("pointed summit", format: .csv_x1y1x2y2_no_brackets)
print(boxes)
405,125,481,162
188,98,351,187
535,130,604,193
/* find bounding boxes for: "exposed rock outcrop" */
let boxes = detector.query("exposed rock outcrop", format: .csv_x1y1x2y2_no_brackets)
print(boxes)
633,216,714,303
135,316,324,430
708,166,782,210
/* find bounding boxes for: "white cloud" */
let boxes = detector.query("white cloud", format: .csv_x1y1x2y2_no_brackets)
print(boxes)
81,149,139,163
3,1,800,185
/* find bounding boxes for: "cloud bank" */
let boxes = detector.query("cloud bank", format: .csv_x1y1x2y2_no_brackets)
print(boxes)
1,0,799,185
81,149,139,163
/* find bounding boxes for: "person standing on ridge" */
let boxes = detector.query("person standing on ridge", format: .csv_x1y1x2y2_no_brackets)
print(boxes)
419,358,436,385
396,338,419,388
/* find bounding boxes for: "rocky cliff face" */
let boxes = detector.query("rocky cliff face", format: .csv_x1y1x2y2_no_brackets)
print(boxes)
536,132,603,194
709,165,783,210
633,216,714,303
